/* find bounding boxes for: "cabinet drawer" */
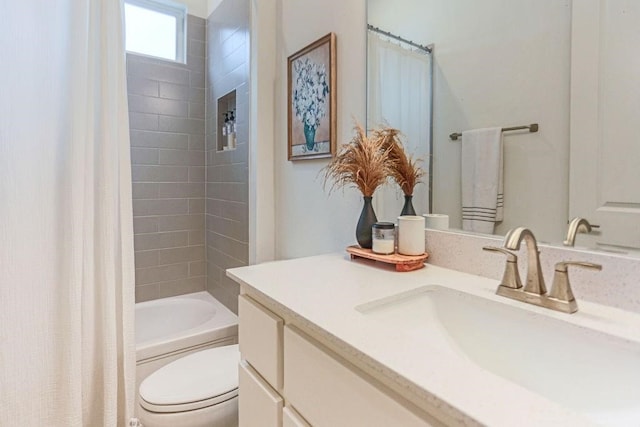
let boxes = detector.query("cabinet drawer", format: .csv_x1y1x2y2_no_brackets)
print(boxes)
283,406,310,427
239,360,283,427
239,295,283,390
284,326,435,427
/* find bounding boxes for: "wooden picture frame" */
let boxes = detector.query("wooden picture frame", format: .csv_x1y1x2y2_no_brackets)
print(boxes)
287,33,336,160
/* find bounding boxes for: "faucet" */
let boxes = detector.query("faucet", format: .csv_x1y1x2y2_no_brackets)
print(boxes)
484,227,602,313
503,227,546,295
563,217,600,246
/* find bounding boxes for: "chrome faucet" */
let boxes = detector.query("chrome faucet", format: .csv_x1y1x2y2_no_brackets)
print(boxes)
563,217,600,247
503,227,546,295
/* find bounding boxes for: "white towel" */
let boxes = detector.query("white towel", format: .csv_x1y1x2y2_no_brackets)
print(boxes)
461,127,504,233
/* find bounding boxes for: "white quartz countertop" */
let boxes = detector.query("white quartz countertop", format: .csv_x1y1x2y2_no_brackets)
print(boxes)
227,253,640,426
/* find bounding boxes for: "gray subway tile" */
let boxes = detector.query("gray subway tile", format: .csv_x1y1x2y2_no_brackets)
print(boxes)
129,94,189,117
189,102,205,119
134,250,159,269
131,148,159,165
159,82,190,101
132,183,159,199
133,199,189,216
189,261,206,277
189,22,206,41
128,58,189,85
188,14,206,28
157,183,205,198
188,39,206,58
135,284,160,303
132,165,189,182
157,276,206,298
189,230,205,245
133,216,159,234
136,263,189,285
189,198,205,214
129,112,158,131
134,231,189,251
158,116,205,134
158,246,205,265
126,76,159,97
130,130,189,149
190,71,206,88
189,134,205,150
158,149,189,166
189,166,206,182
157,214,205,232
186,54,206,73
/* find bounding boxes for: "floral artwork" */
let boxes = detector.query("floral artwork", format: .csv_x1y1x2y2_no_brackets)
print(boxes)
288,33,336,160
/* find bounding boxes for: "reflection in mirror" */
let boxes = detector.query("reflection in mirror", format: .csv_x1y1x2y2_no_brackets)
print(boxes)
367,0,571,244
367,25,433,223
367,0,640,253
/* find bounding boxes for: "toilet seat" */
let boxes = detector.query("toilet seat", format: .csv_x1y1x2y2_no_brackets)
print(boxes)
139,344,240,414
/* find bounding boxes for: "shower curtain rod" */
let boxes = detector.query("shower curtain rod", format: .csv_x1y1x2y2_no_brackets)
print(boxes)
367,24,433,53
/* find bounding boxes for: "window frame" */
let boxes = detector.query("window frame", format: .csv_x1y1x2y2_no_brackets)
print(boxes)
124,0,187,64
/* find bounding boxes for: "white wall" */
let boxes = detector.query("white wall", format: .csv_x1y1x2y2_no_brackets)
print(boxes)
271,0,367,259
178,0,208,18
368,0,571,243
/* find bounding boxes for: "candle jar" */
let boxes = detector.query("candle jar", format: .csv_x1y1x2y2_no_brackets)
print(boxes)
372,222,395,254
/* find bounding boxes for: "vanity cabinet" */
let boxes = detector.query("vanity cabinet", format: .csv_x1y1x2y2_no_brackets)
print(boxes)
238,294,436,427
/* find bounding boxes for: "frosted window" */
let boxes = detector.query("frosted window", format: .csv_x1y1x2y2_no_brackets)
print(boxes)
124,0,186,63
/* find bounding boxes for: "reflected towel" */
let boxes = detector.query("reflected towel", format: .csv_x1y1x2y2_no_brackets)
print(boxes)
461,127,504,233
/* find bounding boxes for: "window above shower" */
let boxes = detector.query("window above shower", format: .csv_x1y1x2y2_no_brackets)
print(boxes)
124,0,187,63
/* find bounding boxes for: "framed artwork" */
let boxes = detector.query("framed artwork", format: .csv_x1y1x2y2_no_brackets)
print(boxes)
287,33,336,160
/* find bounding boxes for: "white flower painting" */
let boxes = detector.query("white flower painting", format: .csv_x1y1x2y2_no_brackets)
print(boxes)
288,33,336,160
293,58,329,130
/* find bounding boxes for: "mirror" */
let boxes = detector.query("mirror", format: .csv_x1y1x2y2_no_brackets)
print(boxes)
367,0,640,252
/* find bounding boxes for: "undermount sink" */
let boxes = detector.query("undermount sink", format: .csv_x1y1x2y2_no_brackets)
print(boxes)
356,285,640,426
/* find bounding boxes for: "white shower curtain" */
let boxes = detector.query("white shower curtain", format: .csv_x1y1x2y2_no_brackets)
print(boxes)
0,1,135,426
368,32,432,221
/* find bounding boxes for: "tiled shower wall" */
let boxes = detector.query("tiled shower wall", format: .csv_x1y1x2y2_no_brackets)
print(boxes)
205,0,250,313
127,15,207,302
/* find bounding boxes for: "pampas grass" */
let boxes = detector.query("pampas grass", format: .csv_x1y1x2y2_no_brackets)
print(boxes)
322,122,394,197
375,127,425,195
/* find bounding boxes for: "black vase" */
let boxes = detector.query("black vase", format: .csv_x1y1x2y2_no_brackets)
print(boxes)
400,194,417,216
356,196,378,249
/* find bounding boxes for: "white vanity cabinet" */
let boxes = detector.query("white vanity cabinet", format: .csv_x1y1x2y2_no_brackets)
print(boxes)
238,294,436,427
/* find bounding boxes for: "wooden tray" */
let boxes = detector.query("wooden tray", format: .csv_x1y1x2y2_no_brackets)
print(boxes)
346,245,429,272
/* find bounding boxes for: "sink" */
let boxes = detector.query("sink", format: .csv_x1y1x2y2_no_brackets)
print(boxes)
356,285,640,426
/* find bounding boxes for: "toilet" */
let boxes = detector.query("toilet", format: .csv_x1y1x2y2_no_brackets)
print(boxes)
137,344,240,427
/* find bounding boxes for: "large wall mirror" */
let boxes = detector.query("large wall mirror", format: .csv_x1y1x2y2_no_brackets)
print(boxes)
367,0,640,254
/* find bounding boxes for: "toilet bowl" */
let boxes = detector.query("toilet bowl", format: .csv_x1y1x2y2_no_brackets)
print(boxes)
138,344,240,427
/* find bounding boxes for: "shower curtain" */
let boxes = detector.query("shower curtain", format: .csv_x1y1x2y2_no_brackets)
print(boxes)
368,32,432,221
0,1,135,425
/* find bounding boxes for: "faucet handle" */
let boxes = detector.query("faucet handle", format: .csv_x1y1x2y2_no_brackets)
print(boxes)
483,246,522,290
548,261,602,313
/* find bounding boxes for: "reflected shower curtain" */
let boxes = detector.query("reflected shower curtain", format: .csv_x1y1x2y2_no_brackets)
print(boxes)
0,1,135,425
368,33,432,220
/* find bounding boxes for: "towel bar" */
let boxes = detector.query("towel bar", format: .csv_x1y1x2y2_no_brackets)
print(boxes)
449,123,539,141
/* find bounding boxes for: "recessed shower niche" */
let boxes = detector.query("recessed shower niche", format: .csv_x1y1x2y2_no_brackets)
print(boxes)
217,90,237,151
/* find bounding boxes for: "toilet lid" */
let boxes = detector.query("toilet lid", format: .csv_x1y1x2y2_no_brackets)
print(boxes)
139,344,240,413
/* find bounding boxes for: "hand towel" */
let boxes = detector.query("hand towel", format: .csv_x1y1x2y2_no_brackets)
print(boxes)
461,127,504,233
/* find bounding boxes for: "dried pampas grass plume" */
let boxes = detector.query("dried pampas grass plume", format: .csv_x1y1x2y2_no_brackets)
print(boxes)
322,122,394,197
374,127,425,195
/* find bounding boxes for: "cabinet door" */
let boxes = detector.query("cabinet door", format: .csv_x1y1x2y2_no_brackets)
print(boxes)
239,360,283,427
284,326,437,427
239,295,283,390
283,406,311,427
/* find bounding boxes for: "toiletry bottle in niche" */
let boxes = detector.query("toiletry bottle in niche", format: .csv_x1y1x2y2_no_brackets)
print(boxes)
222,113,229,149
228,110,236,149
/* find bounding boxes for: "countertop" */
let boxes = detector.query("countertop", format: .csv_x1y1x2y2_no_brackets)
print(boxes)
227,252,640,426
